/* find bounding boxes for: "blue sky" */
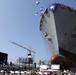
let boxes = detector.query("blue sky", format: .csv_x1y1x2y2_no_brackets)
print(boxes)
0,0,76,63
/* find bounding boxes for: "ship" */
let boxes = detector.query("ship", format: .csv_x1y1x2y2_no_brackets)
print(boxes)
39,3,76,68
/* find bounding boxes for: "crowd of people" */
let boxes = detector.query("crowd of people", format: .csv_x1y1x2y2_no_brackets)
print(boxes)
0,70,75,75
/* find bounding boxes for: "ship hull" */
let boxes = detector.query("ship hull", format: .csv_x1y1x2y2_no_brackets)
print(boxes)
40,3,76,67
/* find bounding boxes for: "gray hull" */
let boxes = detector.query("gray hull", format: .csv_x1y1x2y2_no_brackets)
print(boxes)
40,3,76,63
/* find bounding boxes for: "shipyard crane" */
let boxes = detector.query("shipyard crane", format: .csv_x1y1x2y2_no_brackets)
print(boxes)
9,41,36,64
9,41,36,69
9,41,36,54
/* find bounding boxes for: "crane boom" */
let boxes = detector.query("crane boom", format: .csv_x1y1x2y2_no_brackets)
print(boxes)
9,41,36,54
